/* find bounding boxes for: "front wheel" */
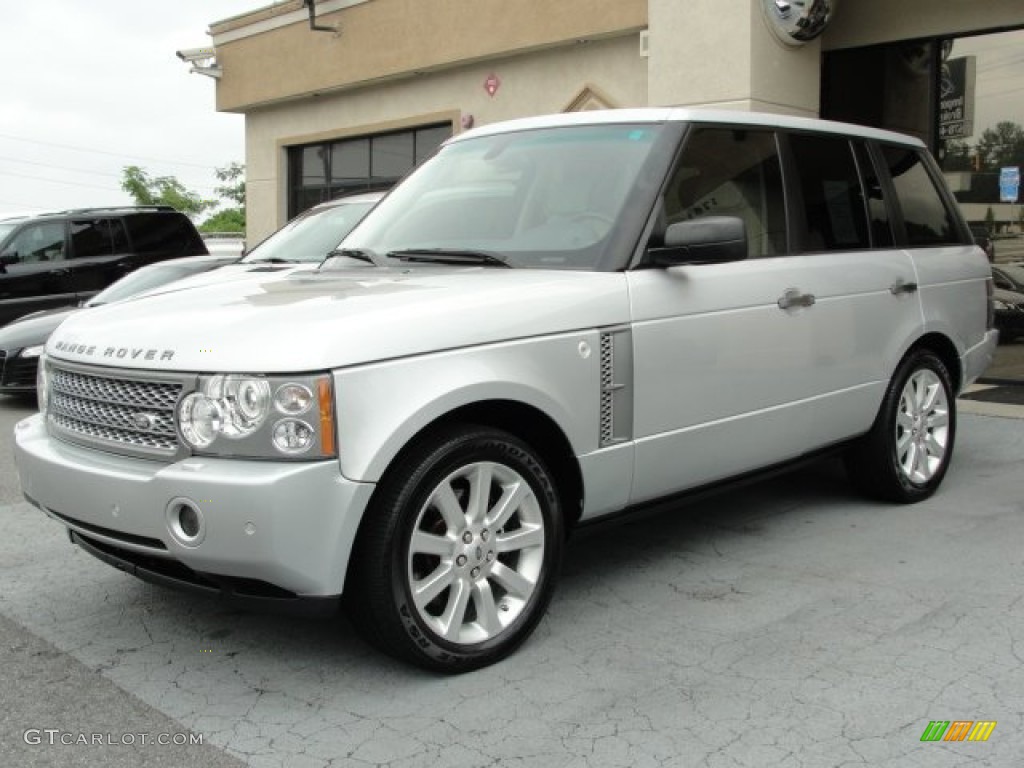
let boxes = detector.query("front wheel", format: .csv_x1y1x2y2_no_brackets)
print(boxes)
346,425,564,672
845,349,956,503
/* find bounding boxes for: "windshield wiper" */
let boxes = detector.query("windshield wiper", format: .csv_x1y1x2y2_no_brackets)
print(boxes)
387,248,510,267
243,257,296,264
325,247,386,266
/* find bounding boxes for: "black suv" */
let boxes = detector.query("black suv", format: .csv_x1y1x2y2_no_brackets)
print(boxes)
0,206,207,326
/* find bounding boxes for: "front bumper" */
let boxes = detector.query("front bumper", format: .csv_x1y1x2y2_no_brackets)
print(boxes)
0,349,38,392
14,414,375,598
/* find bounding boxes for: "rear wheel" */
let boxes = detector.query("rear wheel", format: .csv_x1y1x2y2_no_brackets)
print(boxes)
846,349,956,503
346,425,564,672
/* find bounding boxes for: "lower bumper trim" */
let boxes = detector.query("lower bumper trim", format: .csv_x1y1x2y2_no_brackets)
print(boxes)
71,531,340,618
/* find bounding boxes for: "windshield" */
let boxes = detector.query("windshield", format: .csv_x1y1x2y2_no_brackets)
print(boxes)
88,261,217,305
337,124,665,270
242,201,375,263
0,220,25,242
996,264,1024,288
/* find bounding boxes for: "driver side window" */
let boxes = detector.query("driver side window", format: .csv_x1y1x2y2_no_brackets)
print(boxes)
3,222,66,264
663,127,787,258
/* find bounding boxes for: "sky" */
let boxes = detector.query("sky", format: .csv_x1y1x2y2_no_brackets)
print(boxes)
0,1,264,215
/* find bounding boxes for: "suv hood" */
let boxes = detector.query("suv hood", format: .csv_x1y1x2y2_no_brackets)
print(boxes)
47,267,629,371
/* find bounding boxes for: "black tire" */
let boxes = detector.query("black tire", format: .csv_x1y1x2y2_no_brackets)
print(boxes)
345,425,564,673
845,349,956,503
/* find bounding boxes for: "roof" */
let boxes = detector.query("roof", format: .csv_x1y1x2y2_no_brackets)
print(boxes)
453,108,927,148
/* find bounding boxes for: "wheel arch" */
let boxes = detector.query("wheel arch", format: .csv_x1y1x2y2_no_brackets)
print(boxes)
366,399,585,531
905,332,962,393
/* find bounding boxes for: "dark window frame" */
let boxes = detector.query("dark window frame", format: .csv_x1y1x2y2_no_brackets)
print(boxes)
287,122,453,218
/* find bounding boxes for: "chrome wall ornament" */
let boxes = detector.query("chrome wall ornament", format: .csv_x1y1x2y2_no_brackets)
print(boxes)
761,0,838,46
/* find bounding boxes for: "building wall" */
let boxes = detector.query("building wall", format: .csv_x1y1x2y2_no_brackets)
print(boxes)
244,34,648,240
215,0,1024,241
647,0,821,115
213,0,646,112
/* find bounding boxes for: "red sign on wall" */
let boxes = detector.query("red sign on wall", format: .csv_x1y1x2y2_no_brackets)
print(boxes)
484,73,501,97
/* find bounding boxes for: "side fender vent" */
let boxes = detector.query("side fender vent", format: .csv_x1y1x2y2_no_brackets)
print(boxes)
599,328,633,447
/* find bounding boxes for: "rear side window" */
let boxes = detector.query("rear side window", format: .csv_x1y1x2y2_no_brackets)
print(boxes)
788,134,871,252
879,146,960,247
664,127,787,258
70,218,121,258
124,213,205,256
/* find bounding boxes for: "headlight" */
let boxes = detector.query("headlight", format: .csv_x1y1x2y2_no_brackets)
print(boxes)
37,356,50,415
993,299,1009,311
177,372,335,459
20,344,45,358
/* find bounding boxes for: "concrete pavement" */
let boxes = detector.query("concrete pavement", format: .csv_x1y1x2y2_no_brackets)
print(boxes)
1,397,1023,767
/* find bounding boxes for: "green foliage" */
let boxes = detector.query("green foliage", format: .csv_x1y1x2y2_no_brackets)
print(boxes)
985,206,995,229
214,162,246,207
120,165,217,219
974,122,1024,171
199,207,245,234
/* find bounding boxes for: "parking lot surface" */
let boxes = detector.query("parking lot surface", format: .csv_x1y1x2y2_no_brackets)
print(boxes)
2,398,1022,767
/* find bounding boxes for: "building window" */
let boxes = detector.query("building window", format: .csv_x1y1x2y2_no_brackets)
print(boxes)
288,123,452,217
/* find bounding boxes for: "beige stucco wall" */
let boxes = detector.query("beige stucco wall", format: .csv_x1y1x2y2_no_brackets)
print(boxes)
244,35,648,241
647,0,821,116
214,0,646,112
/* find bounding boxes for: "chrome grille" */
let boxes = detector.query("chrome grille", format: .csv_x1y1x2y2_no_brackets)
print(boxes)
47,364,187,459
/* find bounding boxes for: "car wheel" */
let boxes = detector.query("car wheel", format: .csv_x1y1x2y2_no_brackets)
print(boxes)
845,349,956,503
346,425,564,672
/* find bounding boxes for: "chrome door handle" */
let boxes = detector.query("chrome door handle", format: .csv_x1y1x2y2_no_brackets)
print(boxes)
777,288,816,310
890,280,918,295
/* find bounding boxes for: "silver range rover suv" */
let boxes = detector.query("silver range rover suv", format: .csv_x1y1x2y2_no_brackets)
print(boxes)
15,109,997,672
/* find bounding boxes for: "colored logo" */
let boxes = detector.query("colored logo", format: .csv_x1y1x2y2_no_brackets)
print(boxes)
920,721,996,742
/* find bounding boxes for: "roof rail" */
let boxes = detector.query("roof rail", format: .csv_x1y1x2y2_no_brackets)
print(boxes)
47,205,178,216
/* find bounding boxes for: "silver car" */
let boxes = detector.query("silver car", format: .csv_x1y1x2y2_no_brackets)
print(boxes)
15,110,997,672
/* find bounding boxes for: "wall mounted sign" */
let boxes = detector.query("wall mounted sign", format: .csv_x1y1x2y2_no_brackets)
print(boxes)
939,56,977,140
484,74,501,97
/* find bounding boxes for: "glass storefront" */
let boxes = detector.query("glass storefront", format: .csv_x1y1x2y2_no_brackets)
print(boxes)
287,123,452,218
824,28,1024,381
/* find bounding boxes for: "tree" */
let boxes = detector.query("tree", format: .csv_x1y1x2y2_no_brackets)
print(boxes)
214,162,246,207
974,121,1024,171
121,166,215,219
201,162,246,233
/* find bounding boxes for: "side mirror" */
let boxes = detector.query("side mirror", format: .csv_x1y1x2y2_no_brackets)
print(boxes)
0,250,19,266
647,216,748,267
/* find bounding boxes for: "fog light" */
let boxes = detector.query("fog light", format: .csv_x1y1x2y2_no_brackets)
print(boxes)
166,498,206,547
178,505,201,538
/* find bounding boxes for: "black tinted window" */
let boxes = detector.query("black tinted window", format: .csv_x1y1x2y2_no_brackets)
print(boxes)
880,146,960,246
665,127,787,258
70,218,117,258
789,135,870,251
854,142,894,248
123,213,204,256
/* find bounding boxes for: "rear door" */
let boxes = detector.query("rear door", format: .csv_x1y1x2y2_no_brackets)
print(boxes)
67,216,133,301
627,126,922,504
876,143,990,372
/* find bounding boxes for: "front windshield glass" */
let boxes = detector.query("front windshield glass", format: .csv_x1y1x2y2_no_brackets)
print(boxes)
0,220,25,242
242,201,375,263
338,124,664,270
997,264,1024,289
88,262,215,305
